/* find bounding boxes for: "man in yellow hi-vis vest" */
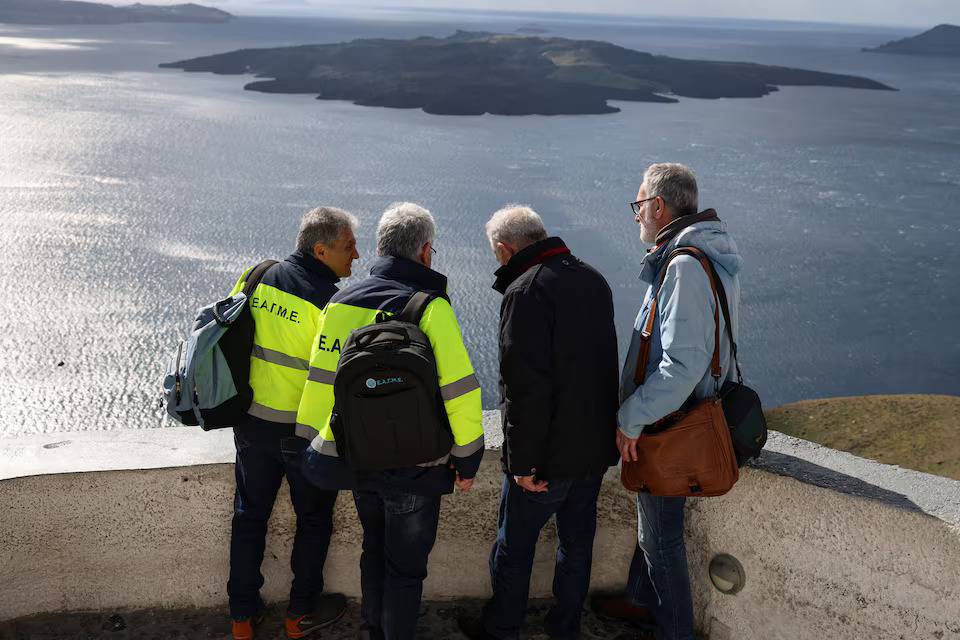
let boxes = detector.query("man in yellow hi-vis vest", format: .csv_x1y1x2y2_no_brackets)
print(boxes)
296,202,483,640
228,207,359,640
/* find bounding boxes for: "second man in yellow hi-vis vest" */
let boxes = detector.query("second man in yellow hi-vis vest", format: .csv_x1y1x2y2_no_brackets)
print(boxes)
296,202,483,640
228,207,358,640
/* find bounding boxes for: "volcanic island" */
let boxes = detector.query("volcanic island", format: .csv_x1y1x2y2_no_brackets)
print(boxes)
0,0,231,24
161,30,896,116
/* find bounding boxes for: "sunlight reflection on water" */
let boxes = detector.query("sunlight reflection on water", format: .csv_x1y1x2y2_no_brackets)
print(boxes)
0,17,958,436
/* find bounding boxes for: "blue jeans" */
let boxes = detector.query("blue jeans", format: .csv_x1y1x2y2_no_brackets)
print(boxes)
228,426,339,620
353,490,442,640
624,494,693,640
483,474,604,640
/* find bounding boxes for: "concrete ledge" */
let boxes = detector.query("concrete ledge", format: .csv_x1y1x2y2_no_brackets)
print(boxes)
2,413,959,639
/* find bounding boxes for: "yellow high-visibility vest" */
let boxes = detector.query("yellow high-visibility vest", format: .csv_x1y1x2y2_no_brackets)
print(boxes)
230,269,324,424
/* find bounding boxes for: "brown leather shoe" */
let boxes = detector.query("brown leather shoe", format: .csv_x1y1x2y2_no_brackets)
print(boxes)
590,594,655,627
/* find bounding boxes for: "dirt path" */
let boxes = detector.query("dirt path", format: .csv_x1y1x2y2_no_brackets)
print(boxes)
0,598,654,640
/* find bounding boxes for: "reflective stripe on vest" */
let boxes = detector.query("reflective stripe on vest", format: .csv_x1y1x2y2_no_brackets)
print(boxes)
309,435,339,457
252,344,309,370
296,422,320,442
248,402,299,423
451,434,484,457
307,366,336,385
440,373,480,401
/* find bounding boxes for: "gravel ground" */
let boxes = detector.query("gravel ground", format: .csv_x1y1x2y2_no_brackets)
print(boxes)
0,598,658,640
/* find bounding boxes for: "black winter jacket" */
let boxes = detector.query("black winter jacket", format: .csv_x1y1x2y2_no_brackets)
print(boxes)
492,237,620,480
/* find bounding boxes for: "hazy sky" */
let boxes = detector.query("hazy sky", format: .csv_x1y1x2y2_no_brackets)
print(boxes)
150,0,959,29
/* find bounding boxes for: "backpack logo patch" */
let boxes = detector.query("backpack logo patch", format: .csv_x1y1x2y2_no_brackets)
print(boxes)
366,377,404,389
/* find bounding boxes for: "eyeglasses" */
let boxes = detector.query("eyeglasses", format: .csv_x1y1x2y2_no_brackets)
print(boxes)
430,246,436,255
631,197,657,215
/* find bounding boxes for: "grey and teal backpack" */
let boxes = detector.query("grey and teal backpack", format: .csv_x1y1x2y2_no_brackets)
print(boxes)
329,291,454,470
162,260,277,430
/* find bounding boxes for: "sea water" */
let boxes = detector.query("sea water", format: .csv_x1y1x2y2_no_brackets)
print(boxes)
0,12,957,435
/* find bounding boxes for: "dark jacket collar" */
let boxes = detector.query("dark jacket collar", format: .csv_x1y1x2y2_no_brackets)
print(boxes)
492,236,570,294
287,250,340,283
369,255,448,296
652,209,720,250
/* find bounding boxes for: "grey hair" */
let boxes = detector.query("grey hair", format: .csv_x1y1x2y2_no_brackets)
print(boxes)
376,202,436,260
485,204,548,251
296,206,358,254
643,163,699,217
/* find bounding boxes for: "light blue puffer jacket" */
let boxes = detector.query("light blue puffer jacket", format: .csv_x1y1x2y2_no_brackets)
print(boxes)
618,217,743,438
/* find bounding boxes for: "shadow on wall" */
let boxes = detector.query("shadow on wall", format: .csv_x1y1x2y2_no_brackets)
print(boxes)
754,451,926,515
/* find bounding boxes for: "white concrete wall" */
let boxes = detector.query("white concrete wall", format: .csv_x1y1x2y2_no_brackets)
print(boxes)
1,415,959,639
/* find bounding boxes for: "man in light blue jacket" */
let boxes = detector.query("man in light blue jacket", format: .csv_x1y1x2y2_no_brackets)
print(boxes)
595,163,742,640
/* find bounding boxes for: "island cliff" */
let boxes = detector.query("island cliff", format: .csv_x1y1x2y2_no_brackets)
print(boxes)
864,24,960,57
0,0,232,25
160,31,896,116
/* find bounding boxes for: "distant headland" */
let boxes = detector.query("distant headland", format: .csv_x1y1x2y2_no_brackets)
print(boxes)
159,31,896,116
0,0,232,25
515,24,549,35
864,24,960,57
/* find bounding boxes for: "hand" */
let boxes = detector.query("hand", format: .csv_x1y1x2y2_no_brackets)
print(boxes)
514,475,548,492
455,473,474,493
617,429,639,463
450,462,474,493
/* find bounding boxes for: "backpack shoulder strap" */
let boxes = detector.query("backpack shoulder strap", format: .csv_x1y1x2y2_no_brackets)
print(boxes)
394,291,439,325
242,259,279,297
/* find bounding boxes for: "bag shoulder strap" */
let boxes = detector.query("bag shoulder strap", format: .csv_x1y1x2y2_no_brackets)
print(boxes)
633,247,723,389
393,291,441,326
242,259,279,297
701,258,743,384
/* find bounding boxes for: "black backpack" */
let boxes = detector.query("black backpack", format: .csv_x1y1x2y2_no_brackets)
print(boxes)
329,291,454,471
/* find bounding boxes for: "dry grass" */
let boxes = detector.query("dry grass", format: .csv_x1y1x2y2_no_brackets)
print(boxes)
764,394,960,480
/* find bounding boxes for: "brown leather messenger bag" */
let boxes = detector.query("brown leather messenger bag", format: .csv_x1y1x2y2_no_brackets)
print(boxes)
620,247,739,497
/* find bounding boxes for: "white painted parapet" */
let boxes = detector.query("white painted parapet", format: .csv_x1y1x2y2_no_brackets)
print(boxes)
1,413,958,639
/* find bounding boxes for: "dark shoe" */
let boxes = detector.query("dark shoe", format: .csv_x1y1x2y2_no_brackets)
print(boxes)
590,594,655,628
232,612,265,640
286,593,347,638
457,615,500,640
357,624,385,640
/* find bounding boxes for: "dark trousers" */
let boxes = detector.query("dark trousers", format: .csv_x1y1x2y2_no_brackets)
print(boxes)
353,490,442,640
228,426,339,620
624,494,693,640
483,474,604,640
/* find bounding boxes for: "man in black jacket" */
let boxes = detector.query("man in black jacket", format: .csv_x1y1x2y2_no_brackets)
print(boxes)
458,205,620,640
